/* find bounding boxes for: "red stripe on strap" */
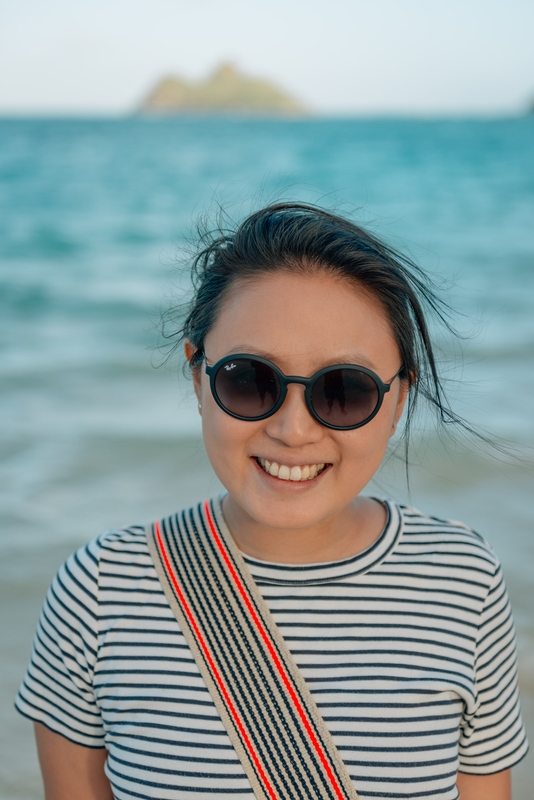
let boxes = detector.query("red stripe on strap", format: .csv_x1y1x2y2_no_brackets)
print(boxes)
153,520,278,800
204,501,347,800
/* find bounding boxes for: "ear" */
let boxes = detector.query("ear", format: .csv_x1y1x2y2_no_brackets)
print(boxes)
184,340,202,403
389,379,410,438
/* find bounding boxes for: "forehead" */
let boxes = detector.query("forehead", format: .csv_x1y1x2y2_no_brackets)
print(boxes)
205,271,399,373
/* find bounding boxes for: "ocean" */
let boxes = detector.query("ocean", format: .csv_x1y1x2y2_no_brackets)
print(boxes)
1,116,533,797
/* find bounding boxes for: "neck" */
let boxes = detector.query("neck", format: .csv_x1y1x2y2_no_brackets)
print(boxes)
221,494,387,564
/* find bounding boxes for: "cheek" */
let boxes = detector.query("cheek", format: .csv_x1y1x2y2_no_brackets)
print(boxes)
342,429,387,464
201,408,234,457
339,406,396,473
200,404,256,479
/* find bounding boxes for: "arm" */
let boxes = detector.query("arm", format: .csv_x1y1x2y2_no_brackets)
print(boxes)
35,723,113,800
456,769,511,800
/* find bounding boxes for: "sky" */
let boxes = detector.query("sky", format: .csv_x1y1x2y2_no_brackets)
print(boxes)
1,0,533,115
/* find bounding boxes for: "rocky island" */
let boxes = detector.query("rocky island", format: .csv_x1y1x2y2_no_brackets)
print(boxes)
140,63,305,116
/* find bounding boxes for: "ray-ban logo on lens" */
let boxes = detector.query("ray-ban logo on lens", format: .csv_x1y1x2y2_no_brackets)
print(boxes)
225,363,237,371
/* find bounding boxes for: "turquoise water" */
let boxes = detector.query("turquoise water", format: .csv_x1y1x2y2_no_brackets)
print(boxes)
2,117,534,443
1,117,533,797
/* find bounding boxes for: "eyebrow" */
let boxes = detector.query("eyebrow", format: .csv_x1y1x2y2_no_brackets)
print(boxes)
217,345,379,372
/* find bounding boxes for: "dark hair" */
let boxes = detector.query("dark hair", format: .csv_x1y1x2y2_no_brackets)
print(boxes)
162,202,476,464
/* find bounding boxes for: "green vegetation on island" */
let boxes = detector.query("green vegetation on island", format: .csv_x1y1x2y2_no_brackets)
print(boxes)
140,63,306,116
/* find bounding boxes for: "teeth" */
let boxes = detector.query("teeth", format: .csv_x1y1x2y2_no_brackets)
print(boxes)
258,458,326,482
278,465,290,480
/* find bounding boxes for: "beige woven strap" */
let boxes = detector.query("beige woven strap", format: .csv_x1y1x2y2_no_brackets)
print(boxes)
147,497,359,800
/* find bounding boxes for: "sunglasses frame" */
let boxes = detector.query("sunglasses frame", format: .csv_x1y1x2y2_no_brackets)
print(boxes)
204,353,403,431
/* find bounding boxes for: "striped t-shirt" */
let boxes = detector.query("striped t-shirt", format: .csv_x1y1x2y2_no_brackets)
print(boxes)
16,499,528,799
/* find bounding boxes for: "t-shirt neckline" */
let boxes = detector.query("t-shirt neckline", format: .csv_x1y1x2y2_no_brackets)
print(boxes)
214,496,402,586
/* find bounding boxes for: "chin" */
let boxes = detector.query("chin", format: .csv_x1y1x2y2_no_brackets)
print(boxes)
242,493,336,532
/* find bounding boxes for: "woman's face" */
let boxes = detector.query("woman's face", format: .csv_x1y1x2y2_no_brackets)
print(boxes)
188,271,408,533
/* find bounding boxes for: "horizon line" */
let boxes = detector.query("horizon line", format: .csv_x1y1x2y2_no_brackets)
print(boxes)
0,109,532,122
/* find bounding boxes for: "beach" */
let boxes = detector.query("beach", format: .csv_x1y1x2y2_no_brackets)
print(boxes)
1,116,533,797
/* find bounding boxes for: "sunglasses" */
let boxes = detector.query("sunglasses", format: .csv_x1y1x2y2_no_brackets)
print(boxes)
204,354,403,431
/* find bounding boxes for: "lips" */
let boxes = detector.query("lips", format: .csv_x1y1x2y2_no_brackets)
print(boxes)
256,457,328,482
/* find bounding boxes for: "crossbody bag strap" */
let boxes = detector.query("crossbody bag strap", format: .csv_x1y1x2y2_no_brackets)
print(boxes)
146,498,359,800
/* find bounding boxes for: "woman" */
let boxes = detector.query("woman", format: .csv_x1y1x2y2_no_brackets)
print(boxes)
16,204,527,799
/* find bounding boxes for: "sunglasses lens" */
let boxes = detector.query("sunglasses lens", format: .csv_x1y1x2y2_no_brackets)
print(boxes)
214,359,280,419
310,368,379,428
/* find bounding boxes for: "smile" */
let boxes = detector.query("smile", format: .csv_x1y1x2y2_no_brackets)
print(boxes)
257,458,328,482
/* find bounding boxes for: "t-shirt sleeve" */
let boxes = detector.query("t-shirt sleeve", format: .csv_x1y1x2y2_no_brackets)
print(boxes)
15,538,106,747
458,562,528,773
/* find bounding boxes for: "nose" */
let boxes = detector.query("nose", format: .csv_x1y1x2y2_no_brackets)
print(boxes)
263,383,324,446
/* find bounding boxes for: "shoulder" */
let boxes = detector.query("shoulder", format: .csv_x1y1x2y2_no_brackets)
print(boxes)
64,523,150,569
39,524,157,651
54,524,152,600
94,523,151,562
394,502,500,583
